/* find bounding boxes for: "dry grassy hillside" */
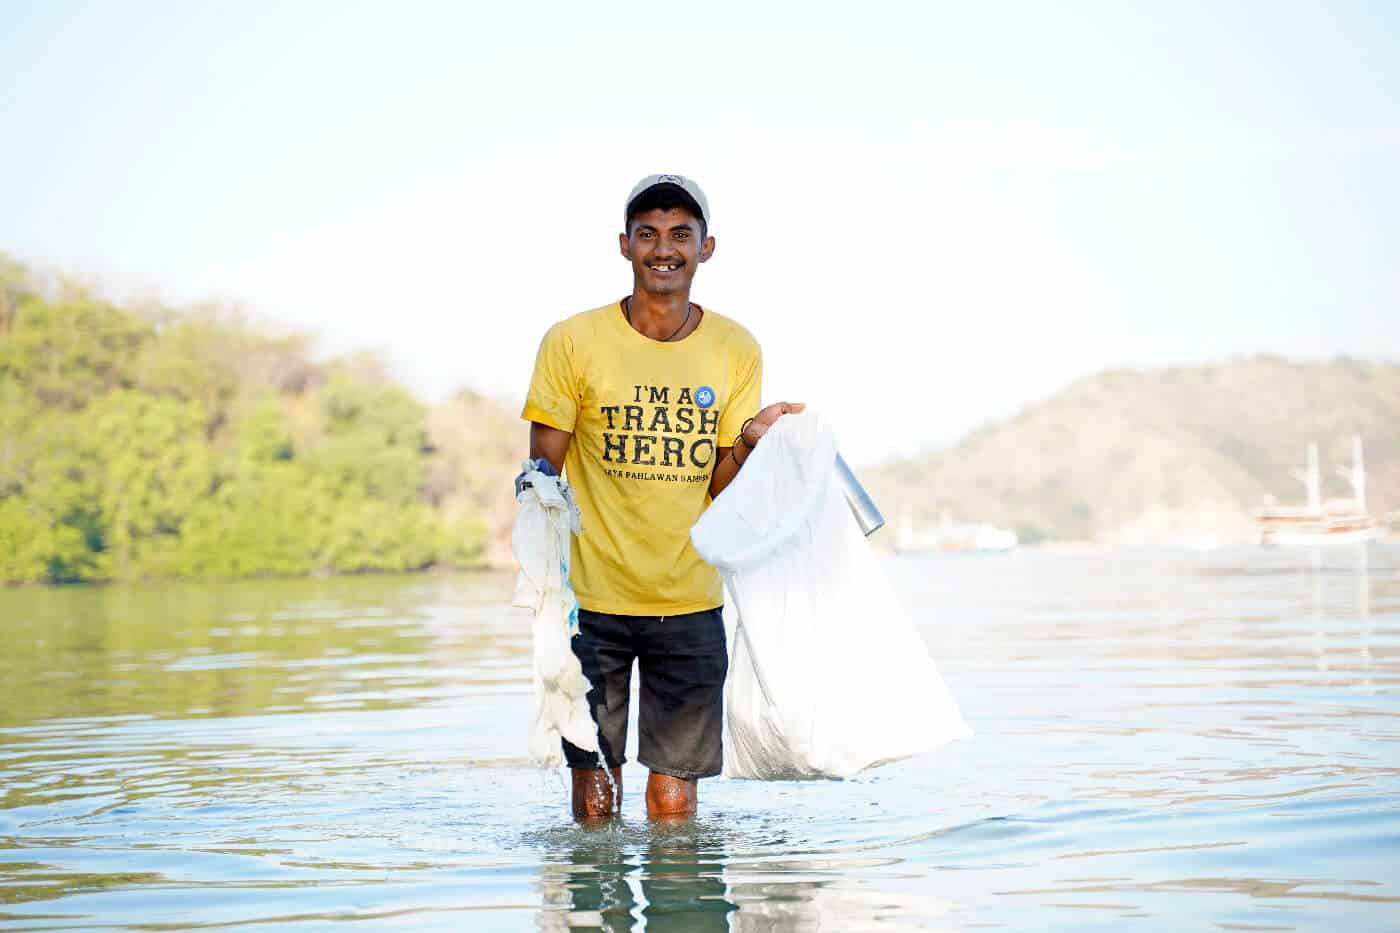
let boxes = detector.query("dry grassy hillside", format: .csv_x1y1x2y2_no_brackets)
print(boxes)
426,390,527,567
866,357,1400,545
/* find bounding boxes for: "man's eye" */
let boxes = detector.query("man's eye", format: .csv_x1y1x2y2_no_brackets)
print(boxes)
674,231,689,239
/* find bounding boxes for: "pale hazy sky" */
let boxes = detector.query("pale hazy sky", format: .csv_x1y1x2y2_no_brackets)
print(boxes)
2,1,1397,464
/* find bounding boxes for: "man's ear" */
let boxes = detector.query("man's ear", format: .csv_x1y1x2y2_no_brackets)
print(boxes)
699,235,716,263
618,231,631,260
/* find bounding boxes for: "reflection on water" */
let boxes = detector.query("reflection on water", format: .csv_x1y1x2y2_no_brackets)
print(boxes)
533,818,953,932
538,821,734,932
1,546,1398,930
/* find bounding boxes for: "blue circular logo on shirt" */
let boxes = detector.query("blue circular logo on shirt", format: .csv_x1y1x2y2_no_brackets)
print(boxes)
695,386,715,408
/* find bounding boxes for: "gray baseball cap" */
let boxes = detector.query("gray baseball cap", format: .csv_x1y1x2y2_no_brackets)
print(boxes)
624,174,710,229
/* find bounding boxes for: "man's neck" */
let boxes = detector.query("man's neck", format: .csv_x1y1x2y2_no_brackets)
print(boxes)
625,289,693,340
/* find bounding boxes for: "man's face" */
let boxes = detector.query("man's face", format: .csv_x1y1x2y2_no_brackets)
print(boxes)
619,207,715,296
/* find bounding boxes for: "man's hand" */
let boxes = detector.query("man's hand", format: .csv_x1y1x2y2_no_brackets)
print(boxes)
739,401,806,449
708,401,805,498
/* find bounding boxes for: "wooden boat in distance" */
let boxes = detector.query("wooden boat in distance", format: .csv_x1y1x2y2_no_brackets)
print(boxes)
1256,437,1389,547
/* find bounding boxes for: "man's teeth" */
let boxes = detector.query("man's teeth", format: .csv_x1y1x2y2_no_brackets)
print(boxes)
650,264,678,272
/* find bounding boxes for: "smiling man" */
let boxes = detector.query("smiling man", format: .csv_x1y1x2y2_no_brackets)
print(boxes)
521,174,802,820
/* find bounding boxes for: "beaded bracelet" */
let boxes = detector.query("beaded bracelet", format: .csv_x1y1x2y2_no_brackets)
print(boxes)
730,417,757,467
735,417,756,450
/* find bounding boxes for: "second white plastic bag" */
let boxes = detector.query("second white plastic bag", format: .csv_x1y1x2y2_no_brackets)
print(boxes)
511,464,600,769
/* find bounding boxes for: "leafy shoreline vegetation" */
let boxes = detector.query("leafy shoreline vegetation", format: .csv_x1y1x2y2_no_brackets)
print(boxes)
0,254,523,585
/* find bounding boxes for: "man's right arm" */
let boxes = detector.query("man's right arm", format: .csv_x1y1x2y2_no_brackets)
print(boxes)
530,422,572,475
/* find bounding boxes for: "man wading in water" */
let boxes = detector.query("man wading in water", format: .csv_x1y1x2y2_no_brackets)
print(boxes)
522,174,802,819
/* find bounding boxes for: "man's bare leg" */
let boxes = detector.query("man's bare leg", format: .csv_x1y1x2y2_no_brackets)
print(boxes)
571,766,623,821
645,771,697,819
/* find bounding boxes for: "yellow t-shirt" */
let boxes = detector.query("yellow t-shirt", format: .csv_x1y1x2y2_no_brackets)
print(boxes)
522,301,762,615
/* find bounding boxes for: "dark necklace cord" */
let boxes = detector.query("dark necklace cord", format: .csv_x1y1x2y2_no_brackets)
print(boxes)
623,297,692,342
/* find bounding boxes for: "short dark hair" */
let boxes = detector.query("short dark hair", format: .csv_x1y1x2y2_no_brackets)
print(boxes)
625,183,708,238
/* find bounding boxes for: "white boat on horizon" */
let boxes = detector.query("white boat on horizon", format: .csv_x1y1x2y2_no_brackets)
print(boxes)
894,512,1018,553
1255,437,1389,547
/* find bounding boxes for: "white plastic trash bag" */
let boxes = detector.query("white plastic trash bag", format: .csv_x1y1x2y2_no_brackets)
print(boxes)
691,411,972,779
511,463,600,768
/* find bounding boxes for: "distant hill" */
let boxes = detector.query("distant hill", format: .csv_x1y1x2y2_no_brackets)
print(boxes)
865,357,1400,546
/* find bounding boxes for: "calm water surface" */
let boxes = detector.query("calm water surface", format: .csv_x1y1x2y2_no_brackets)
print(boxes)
1,547,1398,930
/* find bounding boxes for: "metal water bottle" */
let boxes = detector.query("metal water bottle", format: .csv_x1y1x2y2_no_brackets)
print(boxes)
835,452,885,536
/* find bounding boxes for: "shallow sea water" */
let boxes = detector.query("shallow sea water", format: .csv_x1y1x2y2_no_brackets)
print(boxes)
1,546,1398,931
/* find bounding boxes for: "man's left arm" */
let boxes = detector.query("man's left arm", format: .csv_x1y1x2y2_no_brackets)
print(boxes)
708,400,806,498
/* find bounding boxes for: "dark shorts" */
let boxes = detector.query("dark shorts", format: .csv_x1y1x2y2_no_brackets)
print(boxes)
562,607,728,780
